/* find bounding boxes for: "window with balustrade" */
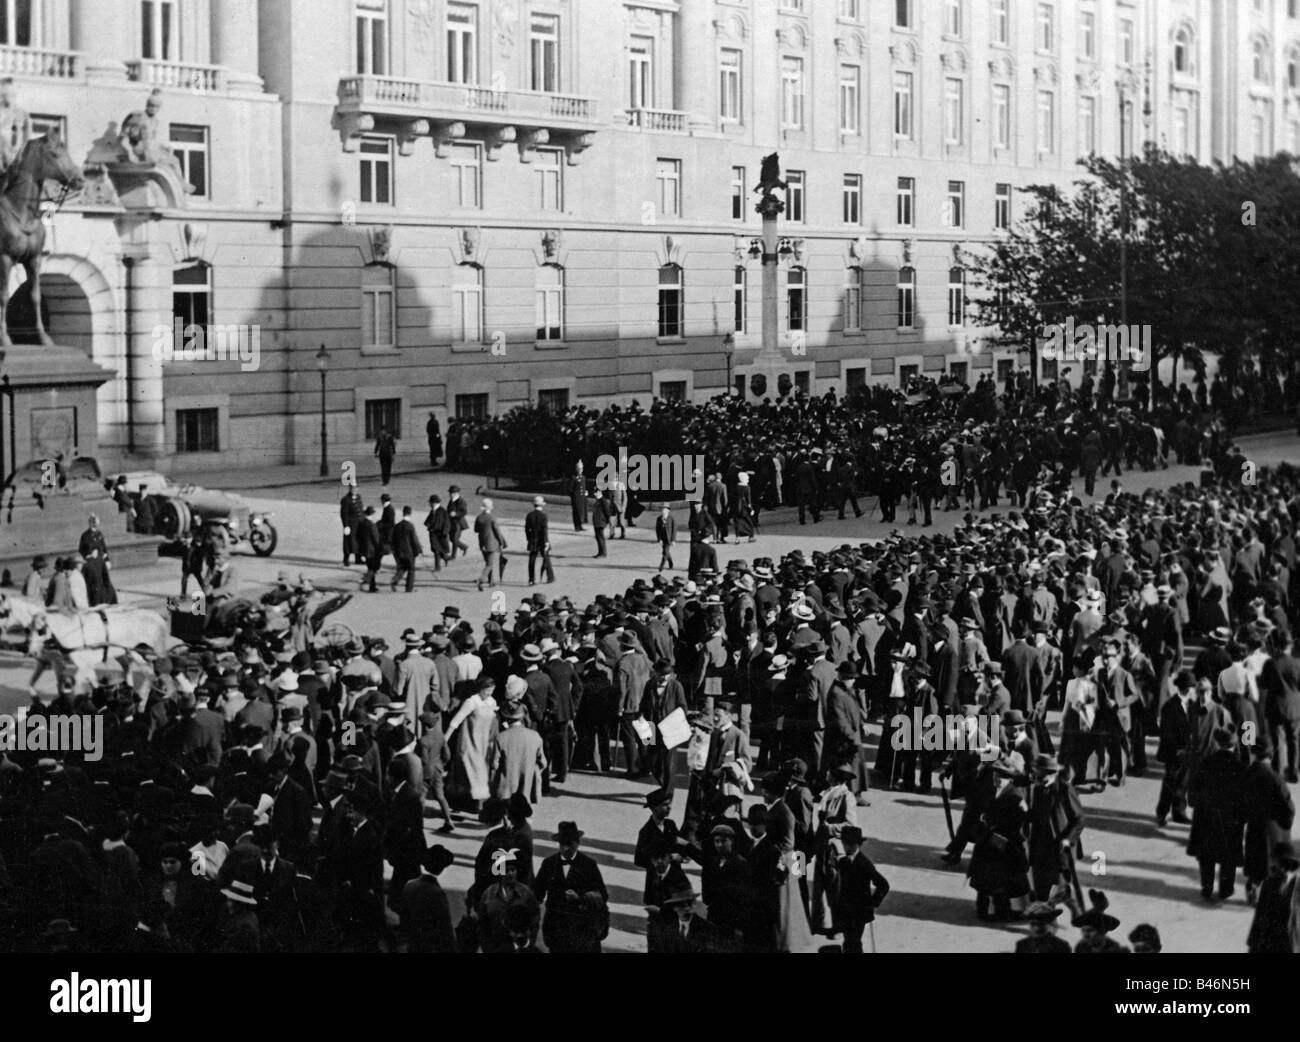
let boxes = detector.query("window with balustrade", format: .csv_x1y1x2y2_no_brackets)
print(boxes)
1,0,39,46
629,36,654,110
530,13,560,93
142,0,177,61
170,124,208,199
446,3,477,84
355,0,387,76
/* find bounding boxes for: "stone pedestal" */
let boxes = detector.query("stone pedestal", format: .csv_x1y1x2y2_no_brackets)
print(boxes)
0,343,157,569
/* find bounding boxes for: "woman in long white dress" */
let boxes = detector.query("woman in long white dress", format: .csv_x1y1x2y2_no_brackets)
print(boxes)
447,673,498,811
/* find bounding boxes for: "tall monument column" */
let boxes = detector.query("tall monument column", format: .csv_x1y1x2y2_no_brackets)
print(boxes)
212,0,264,92
675,0,713,131
73,0,129,82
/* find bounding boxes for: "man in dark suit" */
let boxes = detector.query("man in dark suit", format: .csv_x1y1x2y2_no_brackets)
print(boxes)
532,821,608,953
591,494,610,558
542,638,580,785
247,828,303,952
340,794,386,949
266,753,312,864
652,886,717,953
835,826,889,953
179,688,224,766
384,761,427,915
524,496,555,586
793,453,820,525
655,505,676,572
640,659,687,791
568,462,589,532
1002,621,1038,713
401,845,456,952
339,486,364,566
1095,639,1141,785
1261,635,1300,783
355,506,383,593
389,506,422,594
1156,670,1196,826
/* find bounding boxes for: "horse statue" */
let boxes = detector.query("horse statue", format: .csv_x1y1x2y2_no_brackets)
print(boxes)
0,130,85,348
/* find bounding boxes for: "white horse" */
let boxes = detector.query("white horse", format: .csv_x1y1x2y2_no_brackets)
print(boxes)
0,593,169,692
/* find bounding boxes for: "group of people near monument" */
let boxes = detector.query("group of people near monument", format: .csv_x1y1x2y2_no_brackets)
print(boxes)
2,383,1299,953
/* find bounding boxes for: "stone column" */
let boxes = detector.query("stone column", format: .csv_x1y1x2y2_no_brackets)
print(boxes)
121,251,170,460
675,0,712,130
211,0,264,92
73,0,129,81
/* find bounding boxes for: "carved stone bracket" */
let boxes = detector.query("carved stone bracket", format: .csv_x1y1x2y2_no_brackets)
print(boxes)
541,228,562,263
432,120,467,158
901,238,914,264
515,126,547,163
563,132,593,166
849,235,870,261
486,125,518,161
332,110,375,153
397,118,430,156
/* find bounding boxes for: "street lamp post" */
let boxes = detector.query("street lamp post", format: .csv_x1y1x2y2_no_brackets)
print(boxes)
722,332,735,396
316,344,329,477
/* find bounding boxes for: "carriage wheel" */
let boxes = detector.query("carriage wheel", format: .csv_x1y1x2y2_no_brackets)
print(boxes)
316,622,354,648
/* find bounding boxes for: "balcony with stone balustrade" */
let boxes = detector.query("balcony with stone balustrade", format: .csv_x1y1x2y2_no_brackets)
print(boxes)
0,44,81,79
624,108,691,133
333,74,600,161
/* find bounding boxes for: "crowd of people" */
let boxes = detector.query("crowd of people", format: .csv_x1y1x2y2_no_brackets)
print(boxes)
2,381,1299,954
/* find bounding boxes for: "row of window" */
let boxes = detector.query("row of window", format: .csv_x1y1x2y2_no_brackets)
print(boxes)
358,138,562,209
356,0,561,91
725,263,968,338
730,171,1013,232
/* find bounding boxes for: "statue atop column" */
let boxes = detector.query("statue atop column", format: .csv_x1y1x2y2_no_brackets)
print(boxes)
0,77,33,177
118,89,194,193
753,152,786,215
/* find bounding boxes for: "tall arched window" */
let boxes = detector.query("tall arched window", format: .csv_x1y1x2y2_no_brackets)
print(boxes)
947,267,966,327
1287,46,1300,89
733,266,748,334
897,266,915,329
536,264,564,341
844,266,862,332
362,263,395,350
786,266,805,332
658,263,683,337
173,261,211,330
1254,36,1271,83
451,263,483,343
1173,25,1192,74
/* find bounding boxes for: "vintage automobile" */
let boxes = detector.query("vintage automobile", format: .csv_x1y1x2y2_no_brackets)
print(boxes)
109,470,279,557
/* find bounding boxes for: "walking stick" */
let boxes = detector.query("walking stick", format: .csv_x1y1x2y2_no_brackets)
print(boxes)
938,774,956,843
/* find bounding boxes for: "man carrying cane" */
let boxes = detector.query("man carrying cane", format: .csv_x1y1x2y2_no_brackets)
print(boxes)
835,825,889,953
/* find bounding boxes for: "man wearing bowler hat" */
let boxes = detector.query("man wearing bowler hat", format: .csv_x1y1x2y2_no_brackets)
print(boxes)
532,821,608,952
835,825,889,953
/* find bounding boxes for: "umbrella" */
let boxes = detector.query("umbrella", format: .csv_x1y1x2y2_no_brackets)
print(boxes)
905,393,929,406
939,383,968,397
